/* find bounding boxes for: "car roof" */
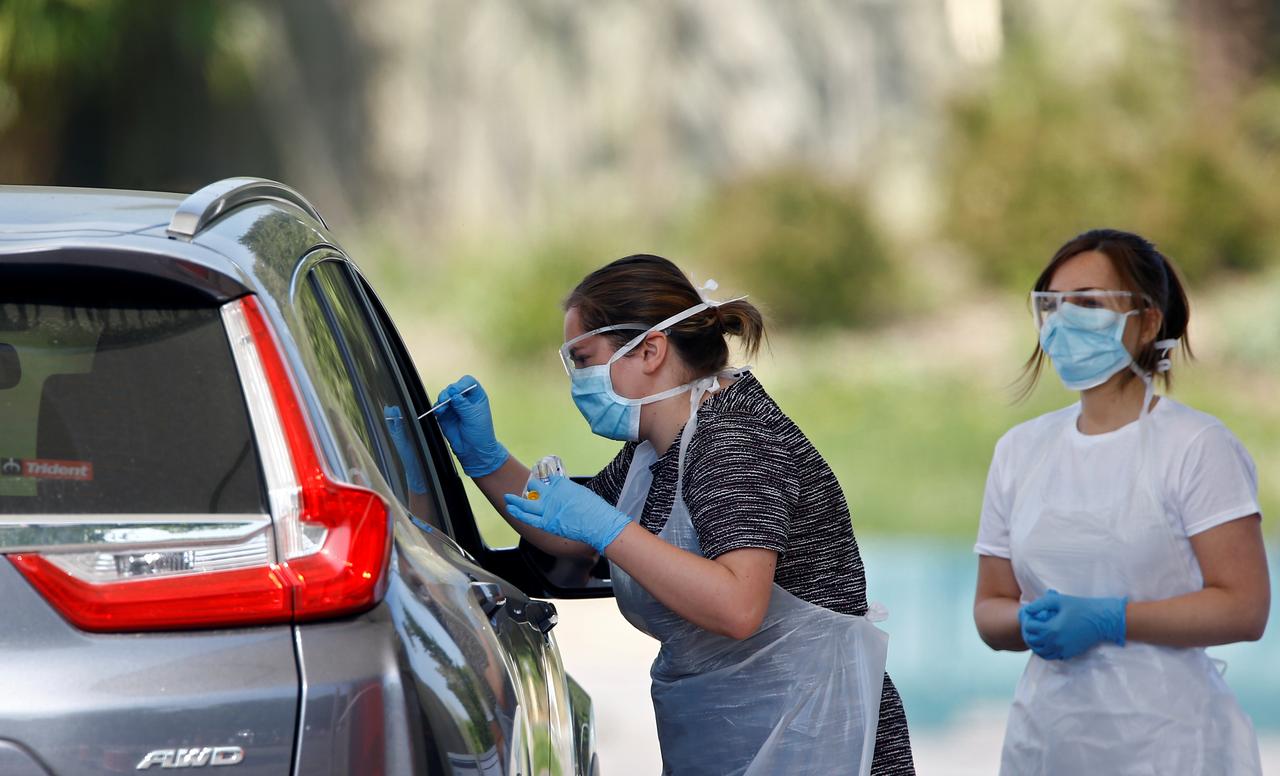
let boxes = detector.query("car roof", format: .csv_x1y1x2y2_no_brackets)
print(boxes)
0,180,334,303
0,185,185,235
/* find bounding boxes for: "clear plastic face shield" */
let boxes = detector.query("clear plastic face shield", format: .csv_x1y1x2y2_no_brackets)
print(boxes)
1030,290,1141,330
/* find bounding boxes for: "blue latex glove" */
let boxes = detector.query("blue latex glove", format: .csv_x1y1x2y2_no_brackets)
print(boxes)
434,375,509,478
503,475,632,554
1020,589,1128,660
384,405,428,494
1018,604,1053,655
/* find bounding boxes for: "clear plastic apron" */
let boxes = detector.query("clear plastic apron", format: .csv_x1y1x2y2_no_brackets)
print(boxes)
609,376,890,776
1002,400,1261,775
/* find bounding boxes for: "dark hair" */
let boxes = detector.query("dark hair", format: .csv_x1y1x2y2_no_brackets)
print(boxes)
564,254,765,377
1018,228,1193,399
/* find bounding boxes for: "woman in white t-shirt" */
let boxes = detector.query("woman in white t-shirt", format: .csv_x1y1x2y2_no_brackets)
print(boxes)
973,229,1270,774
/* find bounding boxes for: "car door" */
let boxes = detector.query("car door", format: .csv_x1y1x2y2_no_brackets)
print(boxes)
345,264,579,776
298,255,569,775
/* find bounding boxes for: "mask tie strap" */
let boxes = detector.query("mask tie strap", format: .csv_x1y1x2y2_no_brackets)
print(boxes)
608,303,711,365
1153,338,1178,374
697,278,749,309
1138,370,1156,420
674,374,720,504
606,280,748,366
1130,338,1180,420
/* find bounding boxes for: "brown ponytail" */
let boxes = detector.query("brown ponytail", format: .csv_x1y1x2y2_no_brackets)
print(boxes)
564,254,765,377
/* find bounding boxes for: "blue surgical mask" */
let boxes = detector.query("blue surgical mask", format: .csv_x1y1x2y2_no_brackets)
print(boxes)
561,285,745,441
1039,303,1138,391
569,362,659,441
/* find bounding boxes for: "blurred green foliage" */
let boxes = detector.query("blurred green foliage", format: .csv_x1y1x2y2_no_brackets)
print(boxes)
0,0,231,82
0,0,265,187
475,168,902,362
468,234,616,362
940,36,1280,290
692,170,898,329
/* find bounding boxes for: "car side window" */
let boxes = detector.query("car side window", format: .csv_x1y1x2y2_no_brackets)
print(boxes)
296,277,380,487
349,272,475,536
302,260,446,533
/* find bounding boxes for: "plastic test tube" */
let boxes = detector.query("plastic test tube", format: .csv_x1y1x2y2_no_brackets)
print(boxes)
525,455,565,500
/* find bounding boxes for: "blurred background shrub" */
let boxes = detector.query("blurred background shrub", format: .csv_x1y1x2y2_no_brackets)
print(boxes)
940,21,1280,290
692,170,898,328
0,0,270,187
476,235,607,362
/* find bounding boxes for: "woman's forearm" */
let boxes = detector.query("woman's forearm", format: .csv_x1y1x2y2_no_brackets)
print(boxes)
974,556,1029,652
1127,587,1269,648
1128,515,1270,648
978,587,1268,652
605,523,774,640
474,455,597,558
974,596,1028,652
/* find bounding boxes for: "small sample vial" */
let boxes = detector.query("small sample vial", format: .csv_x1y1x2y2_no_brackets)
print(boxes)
525,455,565,499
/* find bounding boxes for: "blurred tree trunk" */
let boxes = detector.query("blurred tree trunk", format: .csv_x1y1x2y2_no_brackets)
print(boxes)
243,0,373,229
1182,0,1279,108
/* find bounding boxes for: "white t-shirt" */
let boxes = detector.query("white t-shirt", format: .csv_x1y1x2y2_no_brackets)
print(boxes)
975,397,1262,560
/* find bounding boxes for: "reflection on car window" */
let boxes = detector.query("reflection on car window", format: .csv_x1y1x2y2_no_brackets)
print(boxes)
297,281,378,478
353,274,468,537
304,260,445,532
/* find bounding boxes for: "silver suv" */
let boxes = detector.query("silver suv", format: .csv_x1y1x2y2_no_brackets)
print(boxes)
0,178,605,776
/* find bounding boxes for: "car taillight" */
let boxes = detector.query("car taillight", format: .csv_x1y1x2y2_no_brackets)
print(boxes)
9,295,390,631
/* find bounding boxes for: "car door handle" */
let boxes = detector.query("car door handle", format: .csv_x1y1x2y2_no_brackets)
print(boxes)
470,580,507,619
528,601,558,634
509,600,559,635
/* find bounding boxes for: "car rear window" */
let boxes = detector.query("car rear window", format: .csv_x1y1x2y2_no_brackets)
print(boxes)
0,300,265,514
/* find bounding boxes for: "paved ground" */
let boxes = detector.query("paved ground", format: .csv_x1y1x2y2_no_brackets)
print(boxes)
555,598,1280,775
555,599,663,774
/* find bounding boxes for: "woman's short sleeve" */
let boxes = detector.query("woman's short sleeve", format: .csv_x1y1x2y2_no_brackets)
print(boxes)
586,443,637,507
975,433,1015,558
681,413,800,559
1175,423,1262,536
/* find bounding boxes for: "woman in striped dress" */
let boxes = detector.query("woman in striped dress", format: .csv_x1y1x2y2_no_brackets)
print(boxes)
437,254,915,775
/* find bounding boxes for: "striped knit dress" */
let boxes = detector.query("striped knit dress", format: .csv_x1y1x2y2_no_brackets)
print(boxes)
588,372,915,775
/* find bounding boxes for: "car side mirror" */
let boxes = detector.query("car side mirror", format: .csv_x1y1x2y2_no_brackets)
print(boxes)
496,471,611,599
466,475,615,600
516,538,613,595
521,474,614,595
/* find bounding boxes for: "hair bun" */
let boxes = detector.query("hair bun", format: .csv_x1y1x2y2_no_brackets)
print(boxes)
716,302,744,335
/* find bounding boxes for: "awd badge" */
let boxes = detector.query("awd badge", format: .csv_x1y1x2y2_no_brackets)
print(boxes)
136,746,245,770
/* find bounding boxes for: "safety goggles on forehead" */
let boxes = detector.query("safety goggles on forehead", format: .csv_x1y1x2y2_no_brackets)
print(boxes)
1030,290,1142,330
558,323,648,375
